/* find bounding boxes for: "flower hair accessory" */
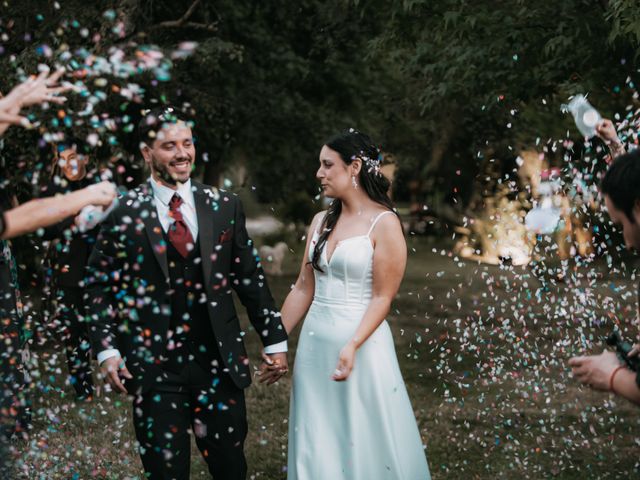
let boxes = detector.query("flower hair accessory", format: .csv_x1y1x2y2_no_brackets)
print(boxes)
353,149,383,176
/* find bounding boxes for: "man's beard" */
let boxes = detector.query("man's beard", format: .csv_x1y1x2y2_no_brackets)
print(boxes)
150,154,192,186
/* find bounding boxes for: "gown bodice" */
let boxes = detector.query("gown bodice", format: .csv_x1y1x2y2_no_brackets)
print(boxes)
309,211,394,306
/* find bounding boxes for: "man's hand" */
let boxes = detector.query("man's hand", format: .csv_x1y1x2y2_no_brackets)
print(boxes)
258,351,288,385
100,355,133,394
568,350,622,391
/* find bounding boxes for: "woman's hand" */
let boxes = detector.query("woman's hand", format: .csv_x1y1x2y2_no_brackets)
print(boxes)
595,119,620,144
332,343,356,381
568,350,623,391
5,69,70,108
83,181,118,208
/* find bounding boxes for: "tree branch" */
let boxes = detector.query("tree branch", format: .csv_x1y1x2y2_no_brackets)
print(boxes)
151,20,217,32
150,0,216,32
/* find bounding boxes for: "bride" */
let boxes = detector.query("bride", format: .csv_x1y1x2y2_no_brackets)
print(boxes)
278,129,430,479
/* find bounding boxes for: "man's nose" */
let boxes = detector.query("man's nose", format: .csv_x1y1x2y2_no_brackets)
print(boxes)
176,145,190,158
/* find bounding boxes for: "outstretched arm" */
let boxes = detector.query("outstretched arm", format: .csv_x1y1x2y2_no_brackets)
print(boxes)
596,119,626,159
333,213,406,381
1,181,116,240
569,350,640,405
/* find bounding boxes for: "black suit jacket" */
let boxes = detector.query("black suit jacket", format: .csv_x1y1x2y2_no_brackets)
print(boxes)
85,180,287,394
41,176,100,288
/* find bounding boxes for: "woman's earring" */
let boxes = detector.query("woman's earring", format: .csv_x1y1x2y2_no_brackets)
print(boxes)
352,175,358,189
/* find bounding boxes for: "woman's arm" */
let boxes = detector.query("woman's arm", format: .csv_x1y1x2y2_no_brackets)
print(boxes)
596,119,626,159
333,213,406,381
279,211,324,334
1,181,116,240
569,350,640,405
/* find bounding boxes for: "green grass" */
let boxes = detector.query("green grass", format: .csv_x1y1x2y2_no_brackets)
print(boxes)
13,237,640,479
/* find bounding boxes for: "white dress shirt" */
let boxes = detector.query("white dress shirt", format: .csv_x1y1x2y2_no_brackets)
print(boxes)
98,177,285,365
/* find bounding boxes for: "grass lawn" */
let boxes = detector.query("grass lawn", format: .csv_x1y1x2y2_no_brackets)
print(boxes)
12,236,640,479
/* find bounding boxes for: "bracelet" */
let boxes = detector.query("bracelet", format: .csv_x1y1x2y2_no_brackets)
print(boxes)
609,365,626,393
609,141,626,156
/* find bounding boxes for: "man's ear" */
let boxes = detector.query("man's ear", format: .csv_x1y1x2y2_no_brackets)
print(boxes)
633,198,640,222
140,143,151,164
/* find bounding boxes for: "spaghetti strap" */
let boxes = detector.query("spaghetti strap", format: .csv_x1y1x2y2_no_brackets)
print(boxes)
366,210,394,237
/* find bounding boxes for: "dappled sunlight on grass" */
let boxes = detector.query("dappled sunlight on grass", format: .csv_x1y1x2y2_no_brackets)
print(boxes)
15,237,640,478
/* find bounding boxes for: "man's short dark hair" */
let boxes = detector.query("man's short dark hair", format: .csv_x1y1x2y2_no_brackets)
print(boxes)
56,132,89,155
601,149,640,223
137,105,191,147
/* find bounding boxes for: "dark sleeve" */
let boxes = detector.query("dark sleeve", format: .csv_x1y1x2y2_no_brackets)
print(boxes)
84,211,123,354
39,182,75,240
229,196,288,346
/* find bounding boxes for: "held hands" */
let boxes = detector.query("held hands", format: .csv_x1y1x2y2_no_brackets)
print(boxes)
99,355,133,394
258,351,288,385
332,343,356,382
568,350,622,391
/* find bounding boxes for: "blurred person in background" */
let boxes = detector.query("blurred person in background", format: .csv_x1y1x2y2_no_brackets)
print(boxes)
569,150,640,405
40,136,113,400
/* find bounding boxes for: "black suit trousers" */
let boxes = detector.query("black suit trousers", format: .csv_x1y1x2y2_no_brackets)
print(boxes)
132,360,248,480
54,287,93,398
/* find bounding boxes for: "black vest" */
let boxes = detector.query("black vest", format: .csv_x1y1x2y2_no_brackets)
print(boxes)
162,231,220,373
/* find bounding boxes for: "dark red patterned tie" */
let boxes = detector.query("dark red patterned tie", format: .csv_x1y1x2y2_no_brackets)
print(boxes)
168,194,194,258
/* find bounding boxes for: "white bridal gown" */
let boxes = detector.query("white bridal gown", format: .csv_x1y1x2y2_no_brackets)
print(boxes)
287,211,431,480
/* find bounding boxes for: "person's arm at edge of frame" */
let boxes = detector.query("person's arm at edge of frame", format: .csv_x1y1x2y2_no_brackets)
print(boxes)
0,182,116,240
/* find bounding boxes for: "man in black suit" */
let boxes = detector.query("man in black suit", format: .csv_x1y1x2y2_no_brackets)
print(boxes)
85,106,288,479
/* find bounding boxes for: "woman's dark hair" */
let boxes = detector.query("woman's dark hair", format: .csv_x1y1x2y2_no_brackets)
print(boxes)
311,129,399,271
601,150,640,223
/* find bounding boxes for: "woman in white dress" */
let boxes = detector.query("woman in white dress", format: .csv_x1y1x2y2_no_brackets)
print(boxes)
278,130,430,479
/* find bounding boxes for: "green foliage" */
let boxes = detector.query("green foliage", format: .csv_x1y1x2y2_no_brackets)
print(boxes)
363,0,640,206
2,0,640,211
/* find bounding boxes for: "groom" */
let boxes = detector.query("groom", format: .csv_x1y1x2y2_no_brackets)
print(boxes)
85,106,288,479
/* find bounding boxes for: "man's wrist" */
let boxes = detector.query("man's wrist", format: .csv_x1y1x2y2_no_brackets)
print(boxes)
263,340,287,354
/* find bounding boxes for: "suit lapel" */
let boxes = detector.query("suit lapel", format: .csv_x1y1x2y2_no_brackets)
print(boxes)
138,182,169,278
193,181,215,286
